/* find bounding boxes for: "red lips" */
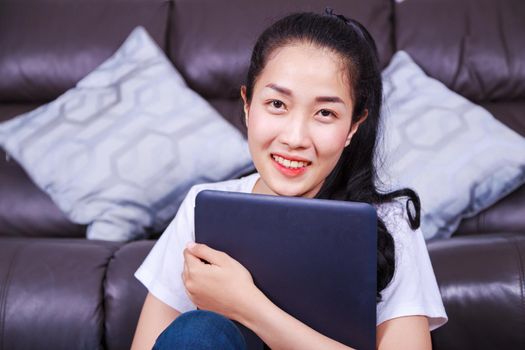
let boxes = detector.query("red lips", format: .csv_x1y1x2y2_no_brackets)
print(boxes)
271,154,309,177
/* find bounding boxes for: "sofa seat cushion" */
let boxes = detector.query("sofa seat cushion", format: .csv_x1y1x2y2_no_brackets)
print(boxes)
0,152,86,238
455,100,525,236
0,104,86,238
456,183,525,236
0,104,42,123
482,100,525,138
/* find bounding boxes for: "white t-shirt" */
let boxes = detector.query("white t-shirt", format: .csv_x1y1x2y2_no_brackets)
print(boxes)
135,173,448,330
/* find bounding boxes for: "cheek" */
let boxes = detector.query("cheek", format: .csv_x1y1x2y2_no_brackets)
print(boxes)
247,108,279,148
314,125,350,158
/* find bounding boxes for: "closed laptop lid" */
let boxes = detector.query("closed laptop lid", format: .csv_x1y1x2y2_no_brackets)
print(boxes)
195,190,377,350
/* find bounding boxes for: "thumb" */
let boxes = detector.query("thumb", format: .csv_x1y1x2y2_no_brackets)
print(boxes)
187,242,228,266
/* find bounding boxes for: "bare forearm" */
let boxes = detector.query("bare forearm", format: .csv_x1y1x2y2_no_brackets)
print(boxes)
236,289,354,350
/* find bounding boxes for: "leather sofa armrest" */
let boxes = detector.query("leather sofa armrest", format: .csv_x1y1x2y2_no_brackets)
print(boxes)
104,240,153,350
0,238,121,349
2,235,523,350
428,233,525,350
0,237,154,350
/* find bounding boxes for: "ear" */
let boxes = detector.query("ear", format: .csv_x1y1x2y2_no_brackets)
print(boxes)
345,109,369,147
240,86,250,126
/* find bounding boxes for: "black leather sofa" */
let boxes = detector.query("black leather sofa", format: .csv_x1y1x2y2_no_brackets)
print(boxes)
0,0,524,349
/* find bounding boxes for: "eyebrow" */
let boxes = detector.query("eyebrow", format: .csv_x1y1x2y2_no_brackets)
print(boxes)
265,83,344,104
315,96,344,104
266,83,292,96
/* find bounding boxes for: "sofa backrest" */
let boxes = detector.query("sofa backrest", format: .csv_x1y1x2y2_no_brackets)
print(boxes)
0,0,523,239
0,0,170,104
0,0,395,239
167,0,394,130
393,0,525,236
395,0,525,103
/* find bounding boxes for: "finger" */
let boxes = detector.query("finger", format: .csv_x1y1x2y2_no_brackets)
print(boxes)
182,261,188,281
187,242,228,266
184,246,203,267
182,262,191,291
182,259,197,291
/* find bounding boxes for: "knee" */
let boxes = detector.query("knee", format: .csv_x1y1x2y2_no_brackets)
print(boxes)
153,310,246,350
177,309,231,326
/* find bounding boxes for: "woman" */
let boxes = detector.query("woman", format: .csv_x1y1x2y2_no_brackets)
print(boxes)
131,11,447,350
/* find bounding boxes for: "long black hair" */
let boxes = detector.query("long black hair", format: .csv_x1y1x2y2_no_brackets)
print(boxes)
244,11,421,301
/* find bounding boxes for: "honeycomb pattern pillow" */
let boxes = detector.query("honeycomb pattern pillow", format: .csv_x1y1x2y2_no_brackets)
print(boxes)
0,27,253,241
379,51,525,240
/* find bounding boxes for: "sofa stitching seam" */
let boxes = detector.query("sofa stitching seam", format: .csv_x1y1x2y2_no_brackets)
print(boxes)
506,235,525,346
165,0,174,57
101,244,124,350
0,242,28,350
390,0,397,53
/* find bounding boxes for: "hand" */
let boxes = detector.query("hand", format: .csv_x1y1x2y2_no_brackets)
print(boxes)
182,242,259,321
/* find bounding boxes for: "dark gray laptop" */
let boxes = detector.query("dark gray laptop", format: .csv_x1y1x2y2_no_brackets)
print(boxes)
195,190,377,350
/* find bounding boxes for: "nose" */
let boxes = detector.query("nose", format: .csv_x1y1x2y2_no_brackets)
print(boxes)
277,112,311,149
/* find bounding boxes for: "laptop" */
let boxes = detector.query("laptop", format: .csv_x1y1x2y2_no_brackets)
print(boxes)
195,190,377,350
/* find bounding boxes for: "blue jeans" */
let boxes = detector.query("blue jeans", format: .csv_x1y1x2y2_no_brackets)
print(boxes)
153,310,248,350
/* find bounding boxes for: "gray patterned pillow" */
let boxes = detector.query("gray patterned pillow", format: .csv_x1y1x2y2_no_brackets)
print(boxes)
0,27,253,241
379,51,525,240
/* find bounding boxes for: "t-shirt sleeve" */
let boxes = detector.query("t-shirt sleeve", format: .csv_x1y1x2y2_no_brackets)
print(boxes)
376,202,448,331
134,187,198,313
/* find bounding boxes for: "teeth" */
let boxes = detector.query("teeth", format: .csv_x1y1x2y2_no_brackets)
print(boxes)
272,155,309,169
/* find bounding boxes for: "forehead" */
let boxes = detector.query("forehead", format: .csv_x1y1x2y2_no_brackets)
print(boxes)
256,43,352,100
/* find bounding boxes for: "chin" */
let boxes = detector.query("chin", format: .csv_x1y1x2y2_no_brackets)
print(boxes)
274,188,303,197
270,181,312,198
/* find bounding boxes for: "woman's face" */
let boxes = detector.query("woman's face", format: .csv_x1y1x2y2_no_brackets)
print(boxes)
243,43,366,198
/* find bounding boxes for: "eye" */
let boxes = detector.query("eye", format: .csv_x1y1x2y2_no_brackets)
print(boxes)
271,100,284,109
318,109,335,118
266,99,287,114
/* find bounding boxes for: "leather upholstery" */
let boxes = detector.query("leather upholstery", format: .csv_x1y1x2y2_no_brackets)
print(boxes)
104,241,153,350
0,148,86,239
1,235,523,350
169,0,394,100
169,0,394,130
0,239,121,349
0,0,170,103
0,103,86,238
0,1,524,349
457,184,525,235
395,0,525,102
482,101,525,137
428,234,525,349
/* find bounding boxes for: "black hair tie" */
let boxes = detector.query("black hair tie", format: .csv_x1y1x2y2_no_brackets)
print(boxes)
324,7,369,43
324,7,351,24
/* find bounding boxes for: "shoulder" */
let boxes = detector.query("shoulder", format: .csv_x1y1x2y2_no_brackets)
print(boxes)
178,173,260,214
374,199,414,241
375,200,448,330
184,173,259,206
374,199,423,269
191,172,259,194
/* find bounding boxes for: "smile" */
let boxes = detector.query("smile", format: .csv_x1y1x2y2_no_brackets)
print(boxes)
271,154,311,169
